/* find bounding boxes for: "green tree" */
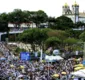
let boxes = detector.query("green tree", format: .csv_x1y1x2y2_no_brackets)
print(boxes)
18,28,48,51
0,13,9,32
48,17,57,29
23,10,31,23
45,37,61,49
76,21,84,27
56,16,74,30
30,10,48,27
79,31,85,41
47,30,69,41
0,13,9,22
63,38,78,51
66,29,83,39
0,21,9,32
8,9,24,28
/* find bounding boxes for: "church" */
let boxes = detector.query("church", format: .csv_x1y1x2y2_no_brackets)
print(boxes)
62,1,85,23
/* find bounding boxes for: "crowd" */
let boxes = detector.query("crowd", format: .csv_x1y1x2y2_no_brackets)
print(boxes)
0,42,83,80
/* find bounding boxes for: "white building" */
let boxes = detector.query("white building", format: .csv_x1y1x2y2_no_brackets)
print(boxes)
62,1,85,23
8,22,36,31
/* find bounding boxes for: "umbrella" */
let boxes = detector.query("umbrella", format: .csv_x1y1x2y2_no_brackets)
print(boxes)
71,69,85,78
10,64,14,68
74,67,84,71
20,65,24,69
18,75,23,78
61,72,67,75
52,74,59,78
74,64,84,67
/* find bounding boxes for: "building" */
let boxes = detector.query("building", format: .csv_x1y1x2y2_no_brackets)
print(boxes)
0,22,48,41
62,1,85,23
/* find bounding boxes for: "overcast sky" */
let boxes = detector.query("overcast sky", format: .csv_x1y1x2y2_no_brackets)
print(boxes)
0,0,85,17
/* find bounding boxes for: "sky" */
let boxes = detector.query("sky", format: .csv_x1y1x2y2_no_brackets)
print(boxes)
0,0,85,18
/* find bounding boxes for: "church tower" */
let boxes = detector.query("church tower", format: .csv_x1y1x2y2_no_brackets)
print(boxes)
62,3,70,15
72,1,79,23
72,1,79,15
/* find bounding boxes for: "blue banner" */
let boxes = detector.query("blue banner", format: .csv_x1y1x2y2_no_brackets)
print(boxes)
20,52,30,61
82,60,85,66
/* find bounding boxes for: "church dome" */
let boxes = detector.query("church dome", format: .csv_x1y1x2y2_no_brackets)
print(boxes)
63,3,69,7
72,1,79,6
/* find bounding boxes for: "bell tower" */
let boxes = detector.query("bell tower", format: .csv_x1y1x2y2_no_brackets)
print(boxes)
72,1,79,15
62,3,70,15
72,1,79,23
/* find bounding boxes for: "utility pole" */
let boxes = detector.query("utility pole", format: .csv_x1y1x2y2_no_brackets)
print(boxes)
83,42,85,60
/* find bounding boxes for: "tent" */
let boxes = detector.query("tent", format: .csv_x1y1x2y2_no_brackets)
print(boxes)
71,69,85,78
53,49,59,55
45,55,63,62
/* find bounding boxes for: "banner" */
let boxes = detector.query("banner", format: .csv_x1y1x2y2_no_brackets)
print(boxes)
20,52,30,61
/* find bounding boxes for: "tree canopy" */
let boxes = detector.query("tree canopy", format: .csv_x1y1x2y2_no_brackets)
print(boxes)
56,16,74,30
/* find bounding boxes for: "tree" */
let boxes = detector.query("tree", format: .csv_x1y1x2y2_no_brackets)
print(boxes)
64,38,78,45
48,17,57,29
76,21,84,27
0,13,9,22
0,21,9,32
63,38,78,51
0,13,9,32
23,10,31,23
56,16,74,30
18,28,48,51
8,9,24,28
30,10,48,27
45,37,61,49
66,29,83,39
47,30,69,41
79,31,85,41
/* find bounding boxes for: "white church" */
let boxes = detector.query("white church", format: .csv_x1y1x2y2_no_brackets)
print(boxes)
62,1,85,23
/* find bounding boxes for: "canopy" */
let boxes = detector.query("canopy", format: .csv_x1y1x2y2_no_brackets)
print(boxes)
52,74,59,78
18,75,23,78
74,64,83,67
20,65,24,69
53,49,59,55
74,67,84,71
71,69,85,78
61,72,67,75
10,64,14,68
45,55,63,62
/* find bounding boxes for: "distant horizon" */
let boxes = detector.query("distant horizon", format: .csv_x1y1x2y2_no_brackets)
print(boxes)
0,0,85,18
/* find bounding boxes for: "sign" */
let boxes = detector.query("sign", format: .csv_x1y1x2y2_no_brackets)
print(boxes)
20,52,30,61
82,60,85,66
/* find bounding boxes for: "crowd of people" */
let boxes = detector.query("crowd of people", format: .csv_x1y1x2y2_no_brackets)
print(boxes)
0,42,83,80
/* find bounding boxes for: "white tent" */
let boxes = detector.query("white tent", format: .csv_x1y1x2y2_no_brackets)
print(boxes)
53,49,59,55
71,69,85,78
45,55,63,62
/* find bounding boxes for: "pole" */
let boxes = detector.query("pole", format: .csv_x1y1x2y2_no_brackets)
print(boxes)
83,42,85,60
40,49,43,62
75,7,76,23
48,62,49,80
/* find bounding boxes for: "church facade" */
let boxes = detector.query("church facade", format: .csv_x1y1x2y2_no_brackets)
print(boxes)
62,2,85,23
